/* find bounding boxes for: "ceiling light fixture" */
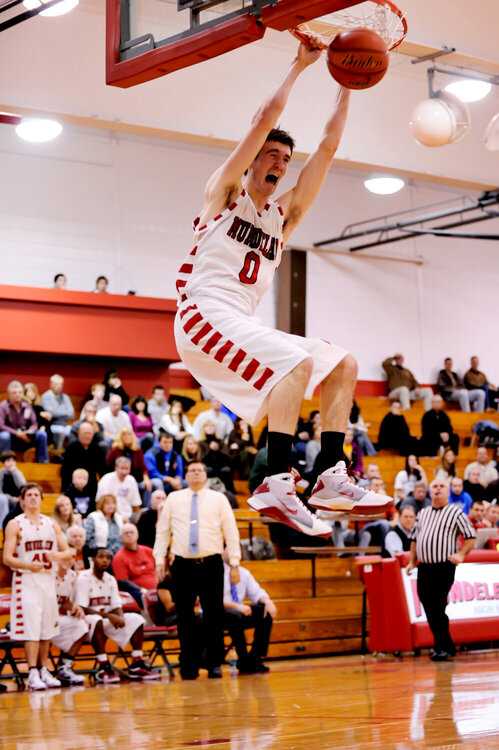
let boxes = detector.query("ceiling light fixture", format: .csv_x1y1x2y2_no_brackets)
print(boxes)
16,118,63,142
364,177,405,195
23,0,79,17
444,79,492,103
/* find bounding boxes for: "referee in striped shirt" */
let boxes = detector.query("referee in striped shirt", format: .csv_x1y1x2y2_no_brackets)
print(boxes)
406,477,476,661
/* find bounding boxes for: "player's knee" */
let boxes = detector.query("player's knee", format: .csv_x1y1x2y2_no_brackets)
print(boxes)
297,356,314,381
336,353,358,382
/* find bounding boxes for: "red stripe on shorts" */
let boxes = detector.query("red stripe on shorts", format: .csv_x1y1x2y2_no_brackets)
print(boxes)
183,312,203,334
253,367,274,391
179,263,193,274
180,304,198,320
191,322,213,345
202,331,222,354
190,245,198,256
241,358,260,381
228,348,247,372
214,340,234,363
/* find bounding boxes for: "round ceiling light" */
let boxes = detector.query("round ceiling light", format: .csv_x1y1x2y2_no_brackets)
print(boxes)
364,177,405,195
23,0,79,17
16,118,63,143
444,79,491,103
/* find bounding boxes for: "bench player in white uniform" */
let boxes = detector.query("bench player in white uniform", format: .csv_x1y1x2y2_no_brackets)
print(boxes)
74,548,160,682
175,38,392,536
3,483,73,691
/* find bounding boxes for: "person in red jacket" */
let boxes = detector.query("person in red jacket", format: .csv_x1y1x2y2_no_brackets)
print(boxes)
111,523,157,608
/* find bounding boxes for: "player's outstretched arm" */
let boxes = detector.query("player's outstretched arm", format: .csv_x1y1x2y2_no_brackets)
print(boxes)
279,86,350,245
202,41,322,217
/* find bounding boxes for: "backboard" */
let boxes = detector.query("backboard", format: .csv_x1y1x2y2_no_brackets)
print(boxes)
106,0,363,88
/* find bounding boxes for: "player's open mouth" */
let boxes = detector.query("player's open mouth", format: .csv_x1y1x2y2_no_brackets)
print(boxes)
266,174,278,184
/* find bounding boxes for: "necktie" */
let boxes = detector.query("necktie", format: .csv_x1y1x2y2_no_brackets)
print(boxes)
231,583,239,603
189,492,199,555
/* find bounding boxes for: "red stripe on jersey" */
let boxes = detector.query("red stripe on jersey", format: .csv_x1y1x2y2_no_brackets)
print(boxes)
213,214,223,222
241,358,260,381
228,348,246,372
228,201,237,211
179,263,193,274
202,331,222,354
197,222,207,231
179,304,198,320
180,294,187,302
191,322,213,345
253,367,274,391
214,340,234,363
277,203,284,215
183,312,203,334
190,245,198,256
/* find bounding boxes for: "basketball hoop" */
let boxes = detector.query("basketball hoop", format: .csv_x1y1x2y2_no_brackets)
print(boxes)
289,0,407,52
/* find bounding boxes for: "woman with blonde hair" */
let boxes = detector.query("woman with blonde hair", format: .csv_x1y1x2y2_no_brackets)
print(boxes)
84,494,123,558
52,494,82,534
24,382,53,444
105,426,152,506
181,434,200,463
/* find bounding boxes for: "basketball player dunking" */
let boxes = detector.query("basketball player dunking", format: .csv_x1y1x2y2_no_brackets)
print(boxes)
175,38,392,536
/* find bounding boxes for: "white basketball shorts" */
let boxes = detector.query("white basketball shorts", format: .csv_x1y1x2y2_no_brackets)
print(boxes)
11,572,59,642
51,614,90,652
86,611,145,650
175,295,349,425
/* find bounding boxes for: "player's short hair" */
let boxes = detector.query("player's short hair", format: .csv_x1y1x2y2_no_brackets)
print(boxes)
21,482,43,499
266,128,295,154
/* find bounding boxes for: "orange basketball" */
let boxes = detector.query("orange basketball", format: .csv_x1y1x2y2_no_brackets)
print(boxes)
327,28,388,90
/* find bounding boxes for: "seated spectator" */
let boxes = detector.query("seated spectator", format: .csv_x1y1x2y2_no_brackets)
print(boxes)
96,456,142,521
52,494,82,534
487,476,499,504
400,481,430,515
129,396,155,451
2,489,25,532
64,468,96,518
156,573,177,628
463,467,488,503
112,523,157,608
144,432,184,495
66,524,88,571
382,353,433,411
464,356,499,412
198,421,224,458
357,462,381,490
74,548,159,682
382,505,416,557
159,396,194,451
103,370,129,407
222,547,276,674
182,434,201,463
434,447,457,482
421,395,459,456
394,454,428,501
79,383,108,417
304,423,321,481
54,273,67,289
249,446,268,495
201,432,236,493
471,419,499,448
376,400,415,455
51,549,88,685
484,500,499,528
61,422,106,499
349,400,377,457
228,418,257,480
0,450,26,526
147,385,169,436
137,489,166,548
84,494,123,559
449,476,473,514
343,427,363,473
41,374,74,450
464,446,499,486
437,357,485,412
0,380,48,462
23,382,53,446
193,398,234,442
105,427,152,507
69,401,108,452
98,394,132,443
468,499,488,531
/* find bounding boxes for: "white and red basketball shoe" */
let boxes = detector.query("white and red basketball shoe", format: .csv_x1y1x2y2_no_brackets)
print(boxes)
309,461,393,515
248,472,332,537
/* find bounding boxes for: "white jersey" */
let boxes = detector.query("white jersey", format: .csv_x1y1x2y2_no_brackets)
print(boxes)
176,189,284,316
13,513,58,576
74,569,122,614
55,568,78,610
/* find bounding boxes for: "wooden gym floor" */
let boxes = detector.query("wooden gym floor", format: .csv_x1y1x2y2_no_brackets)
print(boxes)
2,652,499,749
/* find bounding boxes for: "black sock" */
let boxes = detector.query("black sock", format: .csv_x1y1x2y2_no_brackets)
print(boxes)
267,432,294,476
316,431,345,474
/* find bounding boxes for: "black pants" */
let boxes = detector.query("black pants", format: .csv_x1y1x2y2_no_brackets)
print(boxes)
417,562,456,654
172,554,224,677
224,603,273,668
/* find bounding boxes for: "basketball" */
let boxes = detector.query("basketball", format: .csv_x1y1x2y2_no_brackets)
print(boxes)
327,28,389,90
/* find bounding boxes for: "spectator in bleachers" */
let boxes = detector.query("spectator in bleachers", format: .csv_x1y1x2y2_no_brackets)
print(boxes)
41,374,74,450
0,380,48,463
105,427,152,507
156,573,177,628
68,401,108,452
63,468,95,518
147,385,170,436
84,494,123,559
433,447,457,482
137,489,166,549
249,446,268,494
144,432,184,496
79,383,108,417
376,400,414,455
483,500,499,528
421,395,459,456
96,456,142,521
61,421,106,499
437,357,485,413
112,523,157,608
394,454,428,501
400,481,431,515
448,476,473,514
193,397,235,441
463,467,488,503
94,275,109,294
129,395,155,451
52,495,82,535
304,422,321,481
349,400,377,456
356,462,381,489
2,491,25,532
23,383,54,446
53,273,67,289
200,431,236,494
468,499,487,531
66,525,87,571
0,451,26,526
159,396,195,451
382,353,433,411
382,505,416,557
487,473,499,503
74,547,159,682
98,394,132,443
222,547,276,674
103,370,129,408
182,435,201,463
464,446,499,486
343,427,363,473
51,548,88,685
228,418,258,480
464,356,499,412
